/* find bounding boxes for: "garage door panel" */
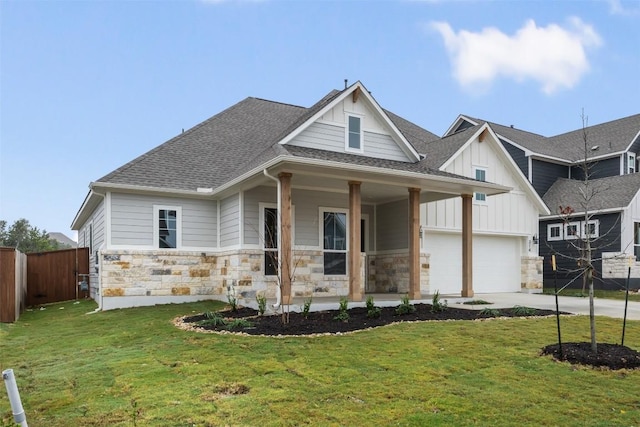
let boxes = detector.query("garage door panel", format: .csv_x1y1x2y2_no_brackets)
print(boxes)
426,233,521,294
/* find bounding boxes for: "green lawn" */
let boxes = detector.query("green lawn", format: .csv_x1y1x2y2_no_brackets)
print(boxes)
543,288,640,302
1,300,640,426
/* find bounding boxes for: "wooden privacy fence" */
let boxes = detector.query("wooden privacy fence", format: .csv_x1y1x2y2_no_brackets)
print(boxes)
0,248,27,323
26,248,89,307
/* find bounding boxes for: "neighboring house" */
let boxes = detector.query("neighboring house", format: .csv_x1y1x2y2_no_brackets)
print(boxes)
72,81,544,310
48,232,77,248
447,114,640,290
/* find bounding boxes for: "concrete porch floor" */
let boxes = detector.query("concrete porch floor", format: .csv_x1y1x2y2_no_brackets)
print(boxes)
240,292,640,320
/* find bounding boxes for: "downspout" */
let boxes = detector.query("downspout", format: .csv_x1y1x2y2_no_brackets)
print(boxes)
263,169,282,310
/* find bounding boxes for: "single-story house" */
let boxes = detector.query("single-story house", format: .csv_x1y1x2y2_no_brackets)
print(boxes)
72,81,546,310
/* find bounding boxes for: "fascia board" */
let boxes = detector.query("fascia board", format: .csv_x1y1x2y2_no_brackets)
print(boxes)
439,124,487,171
540,207,624,220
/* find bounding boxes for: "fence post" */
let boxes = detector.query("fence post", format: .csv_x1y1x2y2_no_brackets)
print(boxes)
2,368,28,426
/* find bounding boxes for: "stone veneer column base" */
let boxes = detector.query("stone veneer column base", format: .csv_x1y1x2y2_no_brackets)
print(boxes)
521,255,543,293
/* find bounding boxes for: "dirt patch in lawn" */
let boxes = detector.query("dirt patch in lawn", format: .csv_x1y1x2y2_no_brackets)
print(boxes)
541,342,640,370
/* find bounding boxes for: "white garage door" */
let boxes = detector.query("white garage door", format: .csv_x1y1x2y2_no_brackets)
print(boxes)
425,233,522,295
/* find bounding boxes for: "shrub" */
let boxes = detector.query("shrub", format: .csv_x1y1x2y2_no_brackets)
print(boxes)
479,307,501,317
225,318,254,330
462,299,492,305
256,293,267,316
512,305,536,316
302,297,312,318
430,291,448,313
366,295,381,318
227,286,238,312
396,294,416,315
197,313,227,328
334,297,350,322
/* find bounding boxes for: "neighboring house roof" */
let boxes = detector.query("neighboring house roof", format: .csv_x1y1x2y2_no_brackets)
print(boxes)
542,173,640,217
48,232,77,248
456,114,640,163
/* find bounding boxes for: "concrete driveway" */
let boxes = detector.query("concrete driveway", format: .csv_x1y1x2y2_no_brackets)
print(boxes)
450,292,640,320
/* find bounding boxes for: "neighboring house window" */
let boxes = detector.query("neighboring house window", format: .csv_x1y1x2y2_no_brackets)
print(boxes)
628,153,636,174
635,223,640,260
154,206,181,249
322,209,347,275
582,220,599,239
473,167,487,203
346,115,363,152
564,221,580,240
263,206,278,276
547,224,563,241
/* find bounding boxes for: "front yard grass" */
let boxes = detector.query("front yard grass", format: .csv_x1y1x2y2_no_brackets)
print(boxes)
1,299,639,426
544,288,640,302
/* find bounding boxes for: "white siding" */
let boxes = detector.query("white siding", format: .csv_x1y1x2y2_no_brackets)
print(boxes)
244,186,277,245
377,199,408,251
286,97,413,162
292,188,349,247
110,193,217,248
220,194,240,247
424,134,539,237
79,199,105,264
621,190,640,254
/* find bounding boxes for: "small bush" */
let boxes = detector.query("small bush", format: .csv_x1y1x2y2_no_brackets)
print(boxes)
366,295,381,318
479,308,501,317
302,297,312,319
430,291,448,313
396,294,416,315
197,313,227,328
225,318,253,330
334,297,350,322
256,293,267,316
227,287,238,312
512,305,536,316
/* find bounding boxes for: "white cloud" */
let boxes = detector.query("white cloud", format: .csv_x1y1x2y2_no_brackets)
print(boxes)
608,0,640,16
429,18,603,95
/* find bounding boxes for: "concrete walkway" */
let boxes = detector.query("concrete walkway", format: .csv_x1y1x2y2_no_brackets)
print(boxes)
246,292,640,320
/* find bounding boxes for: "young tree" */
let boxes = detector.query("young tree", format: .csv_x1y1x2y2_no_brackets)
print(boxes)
0,218,63,253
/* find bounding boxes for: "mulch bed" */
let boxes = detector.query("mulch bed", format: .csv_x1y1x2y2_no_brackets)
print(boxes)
176,303,640,370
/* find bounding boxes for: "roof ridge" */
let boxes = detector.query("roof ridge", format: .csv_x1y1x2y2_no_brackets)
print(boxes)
550,113,640,139
247,96,308,110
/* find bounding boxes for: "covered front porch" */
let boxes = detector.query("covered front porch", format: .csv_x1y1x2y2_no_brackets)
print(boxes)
253,159,510,303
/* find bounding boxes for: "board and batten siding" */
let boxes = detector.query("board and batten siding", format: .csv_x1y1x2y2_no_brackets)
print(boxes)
220,194,240,248
110,193,217,248
377,199,408,251
620,190,640,256
424,134,539,236
532,159,570,196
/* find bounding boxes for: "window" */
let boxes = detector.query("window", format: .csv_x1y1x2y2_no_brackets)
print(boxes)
322,210,347,275
473,167,487,203
154,206,181,249
263,206,278,276
547,224,562,241
564,221,580,240
582,220,599,239
628,153,636,174
346,115,363,152
635,223,640,260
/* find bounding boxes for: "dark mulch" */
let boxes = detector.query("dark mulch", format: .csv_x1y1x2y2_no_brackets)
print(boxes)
541,342,640,370
181,303,559,336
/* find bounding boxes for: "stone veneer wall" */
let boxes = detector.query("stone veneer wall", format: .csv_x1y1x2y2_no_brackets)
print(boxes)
602,253,639,278
521,256,543,293
366,252,430,294
98,249,353,308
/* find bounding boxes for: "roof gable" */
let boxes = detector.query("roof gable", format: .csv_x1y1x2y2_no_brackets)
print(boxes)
279,81,421,162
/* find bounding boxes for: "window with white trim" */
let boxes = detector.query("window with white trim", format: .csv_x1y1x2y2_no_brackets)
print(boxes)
473,167,487,203
635,222,640,260
582,219,599,239
547,224,562,241
322,209,348,275
345,115,363,152
628,152,636,174
564,221,580,240
154,206,181,249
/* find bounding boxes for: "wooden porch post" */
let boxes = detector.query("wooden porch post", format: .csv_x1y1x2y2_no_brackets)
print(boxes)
409,188,421,300
462,194,474,297
279,172,293,304
348,181,362,301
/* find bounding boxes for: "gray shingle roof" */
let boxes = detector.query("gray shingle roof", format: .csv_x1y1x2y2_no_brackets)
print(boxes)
421,124,484,169
98,88,449,192
542,173,640,215
467,114,640,162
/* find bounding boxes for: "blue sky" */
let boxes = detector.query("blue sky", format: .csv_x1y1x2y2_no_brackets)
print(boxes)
1,0,638,241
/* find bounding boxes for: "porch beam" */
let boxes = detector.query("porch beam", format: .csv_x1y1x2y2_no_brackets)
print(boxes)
348,181,362,301
279,172,293,304
462,194,474,297
408,187,421,300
